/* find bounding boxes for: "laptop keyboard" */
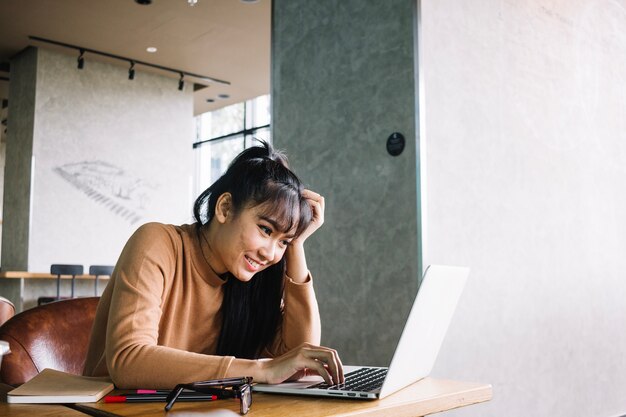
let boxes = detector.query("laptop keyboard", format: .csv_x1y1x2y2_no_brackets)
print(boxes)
309,367,388,392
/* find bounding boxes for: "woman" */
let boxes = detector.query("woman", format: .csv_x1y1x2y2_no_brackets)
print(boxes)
83,142,344,389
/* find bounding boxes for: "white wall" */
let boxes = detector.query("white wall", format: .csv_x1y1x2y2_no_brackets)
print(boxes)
422,1,626,416
26,49,195,272
1,47,195,309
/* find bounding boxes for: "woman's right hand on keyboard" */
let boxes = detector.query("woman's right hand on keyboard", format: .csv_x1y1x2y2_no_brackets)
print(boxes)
259,342,345,385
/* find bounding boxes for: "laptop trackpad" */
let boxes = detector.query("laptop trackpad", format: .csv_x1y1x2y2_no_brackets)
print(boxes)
276,365,363,388
279,375,325,388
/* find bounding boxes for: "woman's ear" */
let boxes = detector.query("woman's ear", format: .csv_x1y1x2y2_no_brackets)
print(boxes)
215,193,233,223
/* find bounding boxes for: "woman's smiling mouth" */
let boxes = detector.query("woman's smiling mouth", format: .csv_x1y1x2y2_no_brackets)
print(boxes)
245,255,263,271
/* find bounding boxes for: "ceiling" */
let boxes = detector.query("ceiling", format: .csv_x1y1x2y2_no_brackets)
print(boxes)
0,0,271,116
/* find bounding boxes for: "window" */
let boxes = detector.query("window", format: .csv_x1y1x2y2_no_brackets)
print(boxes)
193,95,271,195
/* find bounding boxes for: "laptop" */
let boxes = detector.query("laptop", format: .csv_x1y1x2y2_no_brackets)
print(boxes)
253,265,469,399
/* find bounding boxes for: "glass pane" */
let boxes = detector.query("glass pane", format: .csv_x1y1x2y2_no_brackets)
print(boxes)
197,102,244,142
244,126,271,149
196,112,210,142
195,136,245,195
249,94,271,128
194,94,272,200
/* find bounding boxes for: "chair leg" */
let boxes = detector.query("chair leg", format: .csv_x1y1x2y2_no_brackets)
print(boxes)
56,274,61,300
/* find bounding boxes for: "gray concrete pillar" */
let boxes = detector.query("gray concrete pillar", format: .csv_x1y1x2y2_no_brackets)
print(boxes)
272,0,423,365
2,47,37,272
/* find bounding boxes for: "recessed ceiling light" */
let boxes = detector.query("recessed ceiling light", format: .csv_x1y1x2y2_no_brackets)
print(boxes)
206,99,215,103
218,94,230,99
240,0,260,3
146,47,157,53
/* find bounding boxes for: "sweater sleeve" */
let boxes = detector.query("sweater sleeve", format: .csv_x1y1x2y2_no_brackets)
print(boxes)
263,273,322,357
105,224,234,389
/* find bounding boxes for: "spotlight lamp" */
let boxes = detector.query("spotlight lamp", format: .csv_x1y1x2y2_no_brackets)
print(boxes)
128,61,135,80
178,72,185,91
77,49,85,69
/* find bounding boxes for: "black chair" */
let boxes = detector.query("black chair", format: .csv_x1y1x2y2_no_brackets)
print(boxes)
37,264,84,305
88,265,114,296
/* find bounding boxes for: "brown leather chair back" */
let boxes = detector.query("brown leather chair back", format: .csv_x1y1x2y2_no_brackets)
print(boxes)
0,297,99,386
0,296,16,327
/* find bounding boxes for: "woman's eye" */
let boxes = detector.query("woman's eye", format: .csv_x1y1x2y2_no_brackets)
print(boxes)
260,225,272,235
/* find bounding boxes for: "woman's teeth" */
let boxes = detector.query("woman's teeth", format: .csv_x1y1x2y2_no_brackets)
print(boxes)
246,256,260,268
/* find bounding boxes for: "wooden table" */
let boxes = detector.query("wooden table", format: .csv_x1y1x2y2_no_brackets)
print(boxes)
0,377,491,416
0,271,110,312
0,403,89,417
77,378,491,417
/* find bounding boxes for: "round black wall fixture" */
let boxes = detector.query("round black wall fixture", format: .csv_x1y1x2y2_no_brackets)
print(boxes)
386,132,405,156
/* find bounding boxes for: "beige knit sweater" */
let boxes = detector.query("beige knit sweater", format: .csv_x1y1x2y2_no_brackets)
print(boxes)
83,222,321,389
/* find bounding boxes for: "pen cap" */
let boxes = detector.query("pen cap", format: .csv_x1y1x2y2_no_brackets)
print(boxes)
104,396,127,403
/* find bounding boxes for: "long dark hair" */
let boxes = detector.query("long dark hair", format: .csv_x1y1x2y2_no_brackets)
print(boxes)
193,141,312,359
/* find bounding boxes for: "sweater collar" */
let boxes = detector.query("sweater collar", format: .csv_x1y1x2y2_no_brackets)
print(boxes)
183,223,227,287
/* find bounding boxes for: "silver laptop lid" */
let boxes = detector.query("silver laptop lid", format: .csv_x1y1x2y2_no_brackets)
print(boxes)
379,265,469,398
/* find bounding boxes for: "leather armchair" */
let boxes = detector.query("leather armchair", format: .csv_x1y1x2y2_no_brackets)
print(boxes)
0,297,100,386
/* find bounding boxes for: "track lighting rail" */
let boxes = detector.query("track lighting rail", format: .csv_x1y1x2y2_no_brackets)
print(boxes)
29,35,230,86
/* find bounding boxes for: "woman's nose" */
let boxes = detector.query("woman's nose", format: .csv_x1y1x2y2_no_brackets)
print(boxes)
259,241,277,262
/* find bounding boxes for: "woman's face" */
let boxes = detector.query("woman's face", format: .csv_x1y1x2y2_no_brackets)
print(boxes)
213,199,295,282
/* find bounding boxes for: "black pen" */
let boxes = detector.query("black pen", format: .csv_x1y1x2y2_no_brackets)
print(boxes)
105,393,218,403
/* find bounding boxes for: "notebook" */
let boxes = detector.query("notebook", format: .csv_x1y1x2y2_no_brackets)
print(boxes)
253,264,469,399
7,368,114,403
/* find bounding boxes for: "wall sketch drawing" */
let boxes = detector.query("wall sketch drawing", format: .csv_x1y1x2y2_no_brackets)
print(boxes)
54,161,158,224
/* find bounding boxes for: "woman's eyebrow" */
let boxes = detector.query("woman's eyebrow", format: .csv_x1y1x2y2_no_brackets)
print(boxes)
258,215,280,229
258,215,296,238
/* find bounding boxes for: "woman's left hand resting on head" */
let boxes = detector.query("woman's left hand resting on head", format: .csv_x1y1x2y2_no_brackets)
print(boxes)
285,189,325,284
